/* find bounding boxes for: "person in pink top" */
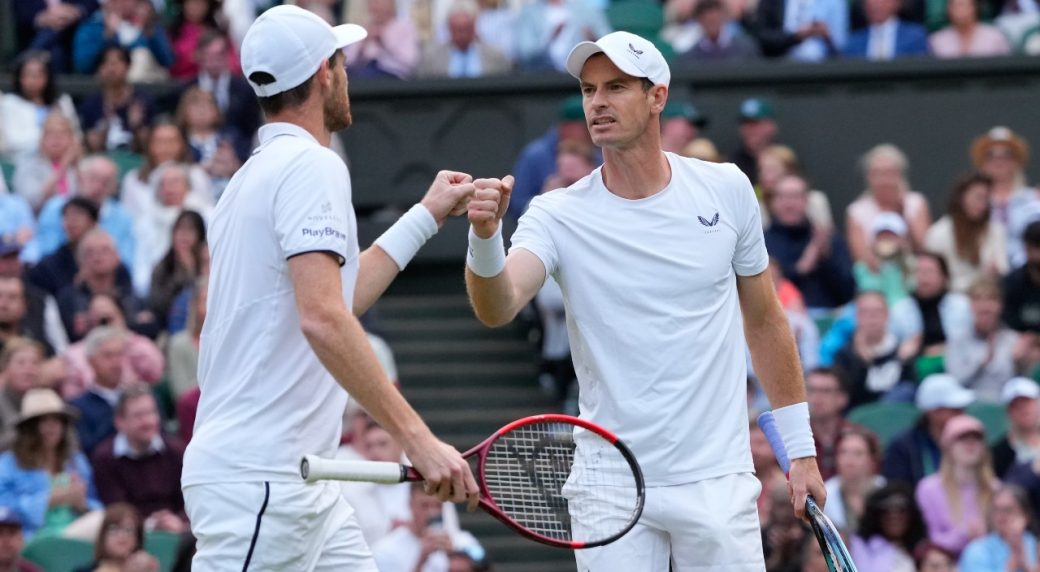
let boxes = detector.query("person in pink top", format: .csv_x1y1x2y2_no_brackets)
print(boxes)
915,414,999,556
168,0,241,80
929,0,1011,58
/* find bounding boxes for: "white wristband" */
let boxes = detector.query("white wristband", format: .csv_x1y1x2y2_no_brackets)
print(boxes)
374,204,438,270
466,225,506,278
773,402,816,460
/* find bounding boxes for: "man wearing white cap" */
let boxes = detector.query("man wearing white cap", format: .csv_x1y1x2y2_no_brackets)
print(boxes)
181,5,478,570
882,373,975,487
992,377,1040,478
463,30,823,570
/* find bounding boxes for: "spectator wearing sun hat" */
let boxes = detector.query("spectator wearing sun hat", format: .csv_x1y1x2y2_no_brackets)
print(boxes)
0,506,43,572
991,378,1040,479
882,373,975,488
971,126,1040,269
0,388,101,539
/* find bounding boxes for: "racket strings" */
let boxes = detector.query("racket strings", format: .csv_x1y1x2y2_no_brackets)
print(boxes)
483,421,640,543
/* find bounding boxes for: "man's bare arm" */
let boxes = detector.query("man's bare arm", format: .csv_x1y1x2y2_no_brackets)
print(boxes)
738,270,806,408
737,270,825,518
463,175,545,327
465,249,546,327
289,251,477,507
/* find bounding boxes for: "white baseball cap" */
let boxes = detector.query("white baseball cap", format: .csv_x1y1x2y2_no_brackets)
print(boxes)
241,5,367,97
916,373,975,411
1002,377,1040,405
565,31,670,88
871,212,909,238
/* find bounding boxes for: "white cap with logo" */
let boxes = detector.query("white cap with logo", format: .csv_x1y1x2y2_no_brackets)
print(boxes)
1002,377,1040,405
241,5,367,97
565,31,670,88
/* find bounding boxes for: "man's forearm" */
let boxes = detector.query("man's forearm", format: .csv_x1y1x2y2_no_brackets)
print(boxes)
747,309,806,408
353,247,400,316
465,269,518,327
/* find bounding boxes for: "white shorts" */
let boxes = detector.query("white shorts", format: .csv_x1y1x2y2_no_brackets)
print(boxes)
574,472,765,572
184,480,378,572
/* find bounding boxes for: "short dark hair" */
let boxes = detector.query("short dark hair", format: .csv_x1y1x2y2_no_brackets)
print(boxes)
806,367,849,394
694,0,726,18
99,45,132,68
251,53,337,116
62,197,100,222
916,251,950,280
1025,220,1040,248
640,78,654,92
115,384,155,418
196,30,228,55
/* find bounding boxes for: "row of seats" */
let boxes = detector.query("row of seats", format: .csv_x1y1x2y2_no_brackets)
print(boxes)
848,400,1008,447
21,530,182,572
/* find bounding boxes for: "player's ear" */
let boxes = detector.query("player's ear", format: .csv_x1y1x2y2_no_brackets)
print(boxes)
650,86,668,115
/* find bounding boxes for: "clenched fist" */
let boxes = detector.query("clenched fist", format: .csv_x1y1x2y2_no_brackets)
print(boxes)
467,175,515,239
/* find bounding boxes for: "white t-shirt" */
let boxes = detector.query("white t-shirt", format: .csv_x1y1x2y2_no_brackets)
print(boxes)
182,123,360,486
509,153,768,486
372,525,481,572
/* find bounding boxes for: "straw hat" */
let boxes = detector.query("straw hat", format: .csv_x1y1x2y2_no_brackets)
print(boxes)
970,126,1030,167
15,389,79,427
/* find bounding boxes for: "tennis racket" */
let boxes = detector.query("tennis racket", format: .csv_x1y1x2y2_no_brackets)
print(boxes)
758,411,858,572
301,413,645,549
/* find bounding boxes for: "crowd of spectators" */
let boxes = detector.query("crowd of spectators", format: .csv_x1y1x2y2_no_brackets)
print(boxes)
0,1,1039,571
5,0,1040,89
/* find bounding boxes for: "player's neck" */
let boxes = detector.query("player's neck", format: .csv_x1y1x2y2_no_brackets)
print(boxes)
601,143,670,200
265,108,333,148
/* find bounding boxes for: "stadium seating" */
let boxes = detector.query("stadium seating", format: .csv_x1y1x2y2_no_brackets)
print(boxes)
847,401,920,448
22,536,93,572
1,158,13,190
144,530,182,572
966,401,1009,445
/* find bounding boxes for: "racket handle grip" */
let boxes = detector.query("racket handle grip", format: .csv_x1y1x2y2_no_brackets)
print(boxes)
757,411,791,475
300,455,421,484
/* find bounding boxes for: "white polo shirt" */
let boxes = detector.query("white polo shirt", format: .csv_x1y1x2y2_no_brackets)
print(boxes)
182,123,359,486
510,153,768,486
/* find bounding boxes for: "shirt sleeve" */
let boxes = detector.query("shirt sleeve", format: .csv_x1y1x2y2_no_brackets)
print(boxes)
273,151,354,265
727,164,769,276
507,197,557,281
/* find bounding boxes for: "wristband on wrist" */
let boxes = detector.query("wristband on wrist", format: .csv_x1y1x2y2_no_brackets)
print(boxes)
773,401,816,460
373,204,438,271
466,225,506,278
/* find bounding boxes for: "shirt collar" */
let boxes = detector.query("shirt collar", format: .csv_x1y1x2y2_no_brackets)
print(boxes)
91,385,122,407
113,433,165,459
198,71,229,90
258,122,320,147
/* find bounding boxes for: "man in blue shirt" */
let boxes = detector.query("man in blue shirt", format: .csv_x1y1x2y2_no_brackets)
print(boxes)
33,155,135,271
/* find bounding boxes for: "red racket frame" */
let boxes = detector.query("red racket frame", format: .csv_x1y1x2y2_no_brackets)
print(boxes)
401,413,645,549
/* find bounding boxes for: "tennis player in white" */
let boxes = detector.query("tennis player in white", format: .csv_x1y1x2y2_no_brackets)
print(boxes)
465,32,826,570
181,6,479,570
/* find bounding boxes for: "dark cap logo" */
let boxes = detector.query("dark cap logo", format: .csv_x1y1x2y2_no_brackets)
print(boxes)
628,43,644,56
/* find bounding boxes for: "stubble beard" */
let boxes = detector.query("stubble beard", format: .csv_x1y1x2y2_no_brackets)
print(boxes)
324,88,352,133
